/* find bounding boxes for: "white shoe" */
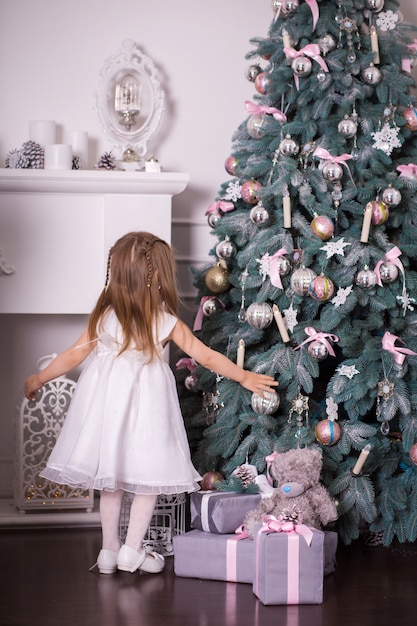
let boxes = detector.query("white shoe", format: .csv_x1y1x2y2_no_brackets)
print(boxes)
94,549,118,574
117,544,165,574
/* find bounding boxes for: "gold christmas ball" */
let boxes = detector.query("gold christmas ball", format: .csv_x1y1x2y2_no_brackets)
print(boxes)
204,263,230,293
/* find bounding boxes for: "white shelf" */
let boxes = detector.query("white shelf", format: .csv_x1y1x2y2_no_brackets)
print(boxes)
0,168,190,196
0,497,101,528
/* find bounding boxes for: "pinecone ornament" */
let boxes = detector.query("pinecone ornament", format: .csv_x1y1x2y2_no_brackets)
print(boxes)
5,148,22,168
72,156,81,170
95,151,117,170
233,463,258,487
21,141,44,168
280,505,301,524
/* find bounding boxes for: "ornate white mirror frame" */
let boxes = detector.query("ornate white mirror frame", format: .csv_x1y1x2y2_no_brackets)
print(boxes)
95,39,165,166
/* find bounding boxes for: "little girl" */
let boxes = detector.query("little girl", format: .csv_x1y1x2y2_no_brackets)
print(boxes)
24,231,277,575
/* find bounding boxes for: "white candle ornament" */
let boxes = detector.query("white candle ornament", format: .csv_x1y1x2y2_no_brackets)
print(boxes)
352,444,371,476
236,339,245,368
360,206,373,243
272,304,290,343
370,26,380,65
283,194,292,228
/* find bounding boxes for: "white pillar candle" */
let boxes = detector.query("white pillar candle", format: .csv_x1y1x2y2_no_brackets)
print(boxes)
64,130,89,168
360,205,373,243
352,444,371,476
236,339,245,368
44,144,73,170
272,304,290,343
29,120,56,147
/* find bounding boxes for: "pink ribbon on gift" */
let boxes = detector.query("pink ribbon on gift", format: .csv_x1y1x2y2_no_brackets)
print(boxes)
265,451,278,486
193,296,225,331
205,200,235,216
294,327,339,357
175,357,197,372
397,163,417,179
245,100,287,122
382,331,417,366
374,246,405,288
254,515,314,604
226,525,250,582
269,248,289,289
284,44,328,89
313,146,356,186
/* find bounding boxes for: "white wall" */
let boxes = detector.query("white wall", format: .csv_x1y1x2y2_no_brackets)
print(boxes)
1,0,417,499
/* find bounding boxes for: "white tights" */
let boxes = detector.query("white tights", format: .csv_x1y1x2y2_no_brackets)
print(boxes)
100,490,158,553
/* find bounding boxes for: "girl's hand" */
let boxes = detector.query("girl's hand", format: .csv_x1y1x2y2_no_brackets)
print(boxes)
24,374,43,400
240,371,278,396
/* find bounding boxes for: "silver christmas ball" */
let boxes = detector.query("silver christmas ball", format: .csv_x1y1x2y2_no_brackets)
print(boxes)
356,266,377,289
202,297,219,317
275,256,292,277
318,34,337,56
247,114,269,139
291,56,312,77
216,238,235,260
282,0,299,14
246,302,274,329
362,64,382,85
290,267,317,296
322,161,344,182
308,340,328,361
381,186,402,207
279,134,299,157
251,390,280,415
271,0,282,10
379,262,399,283
250,203,270,225
338,117,357,138
245,64,262,82
317,69,327,83
208,212,221,228
366,0,384,12
185,374,199,392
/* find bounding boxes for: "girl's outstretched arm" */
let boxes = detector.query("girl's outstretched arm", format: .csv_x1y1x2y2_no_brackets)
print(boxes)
169,319,278,395
24,329,95,400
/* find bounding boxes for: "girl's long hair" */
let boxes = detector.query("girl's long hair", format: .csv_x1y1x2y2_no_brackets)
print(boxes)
87,232,179,361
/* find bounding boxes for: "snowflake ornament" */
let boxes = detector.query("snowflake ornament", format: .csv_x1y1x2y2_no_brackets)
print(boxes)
337,364,360,379
326,397,338,421
397,292,416,313
320,237,351,259
283,303,298,332
257,253,271,282
332,285,353,308
224,181,242,202
371,123,402,156
376,10,399,32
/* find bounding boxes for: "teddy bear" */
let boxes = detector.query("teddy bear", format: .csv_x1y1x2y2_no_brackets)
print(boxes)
244,446,338,538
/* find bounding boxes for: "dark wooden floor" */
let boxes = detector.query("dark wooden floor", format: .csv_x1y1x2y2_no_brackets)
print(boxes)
1,527,416,626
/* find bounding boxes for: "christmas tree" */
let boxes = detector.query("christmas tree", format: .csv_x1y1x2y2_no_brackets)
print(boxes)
178,0,417,546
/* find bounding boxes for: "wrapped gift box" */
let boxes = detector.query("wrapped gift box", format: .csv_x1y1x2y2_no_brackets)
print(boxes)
253,521,325,605
190,491,261,534
173,529,253,583
323,530,338,576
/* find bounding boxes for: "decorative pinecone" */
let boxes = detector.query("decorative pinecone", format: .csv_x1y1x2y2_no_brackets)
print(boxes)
234,464,257,487
5,148,23,168
21,140,44,168
95,151,116,170
72,155,81,170
280,505,300,524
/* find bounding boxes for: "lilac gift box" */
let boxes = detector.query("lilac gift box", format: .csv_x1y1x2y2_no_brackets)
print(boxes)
173,529,253,583
253,521,325,605
190,491,261,534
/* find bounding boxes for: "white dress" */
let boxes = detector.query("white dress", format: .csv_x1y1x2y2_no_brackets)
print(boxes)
40,309,202,495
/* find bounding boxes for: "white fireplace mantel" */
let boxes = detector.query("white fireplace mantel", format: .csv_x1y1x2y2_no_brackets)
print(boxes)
0,168,190,314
